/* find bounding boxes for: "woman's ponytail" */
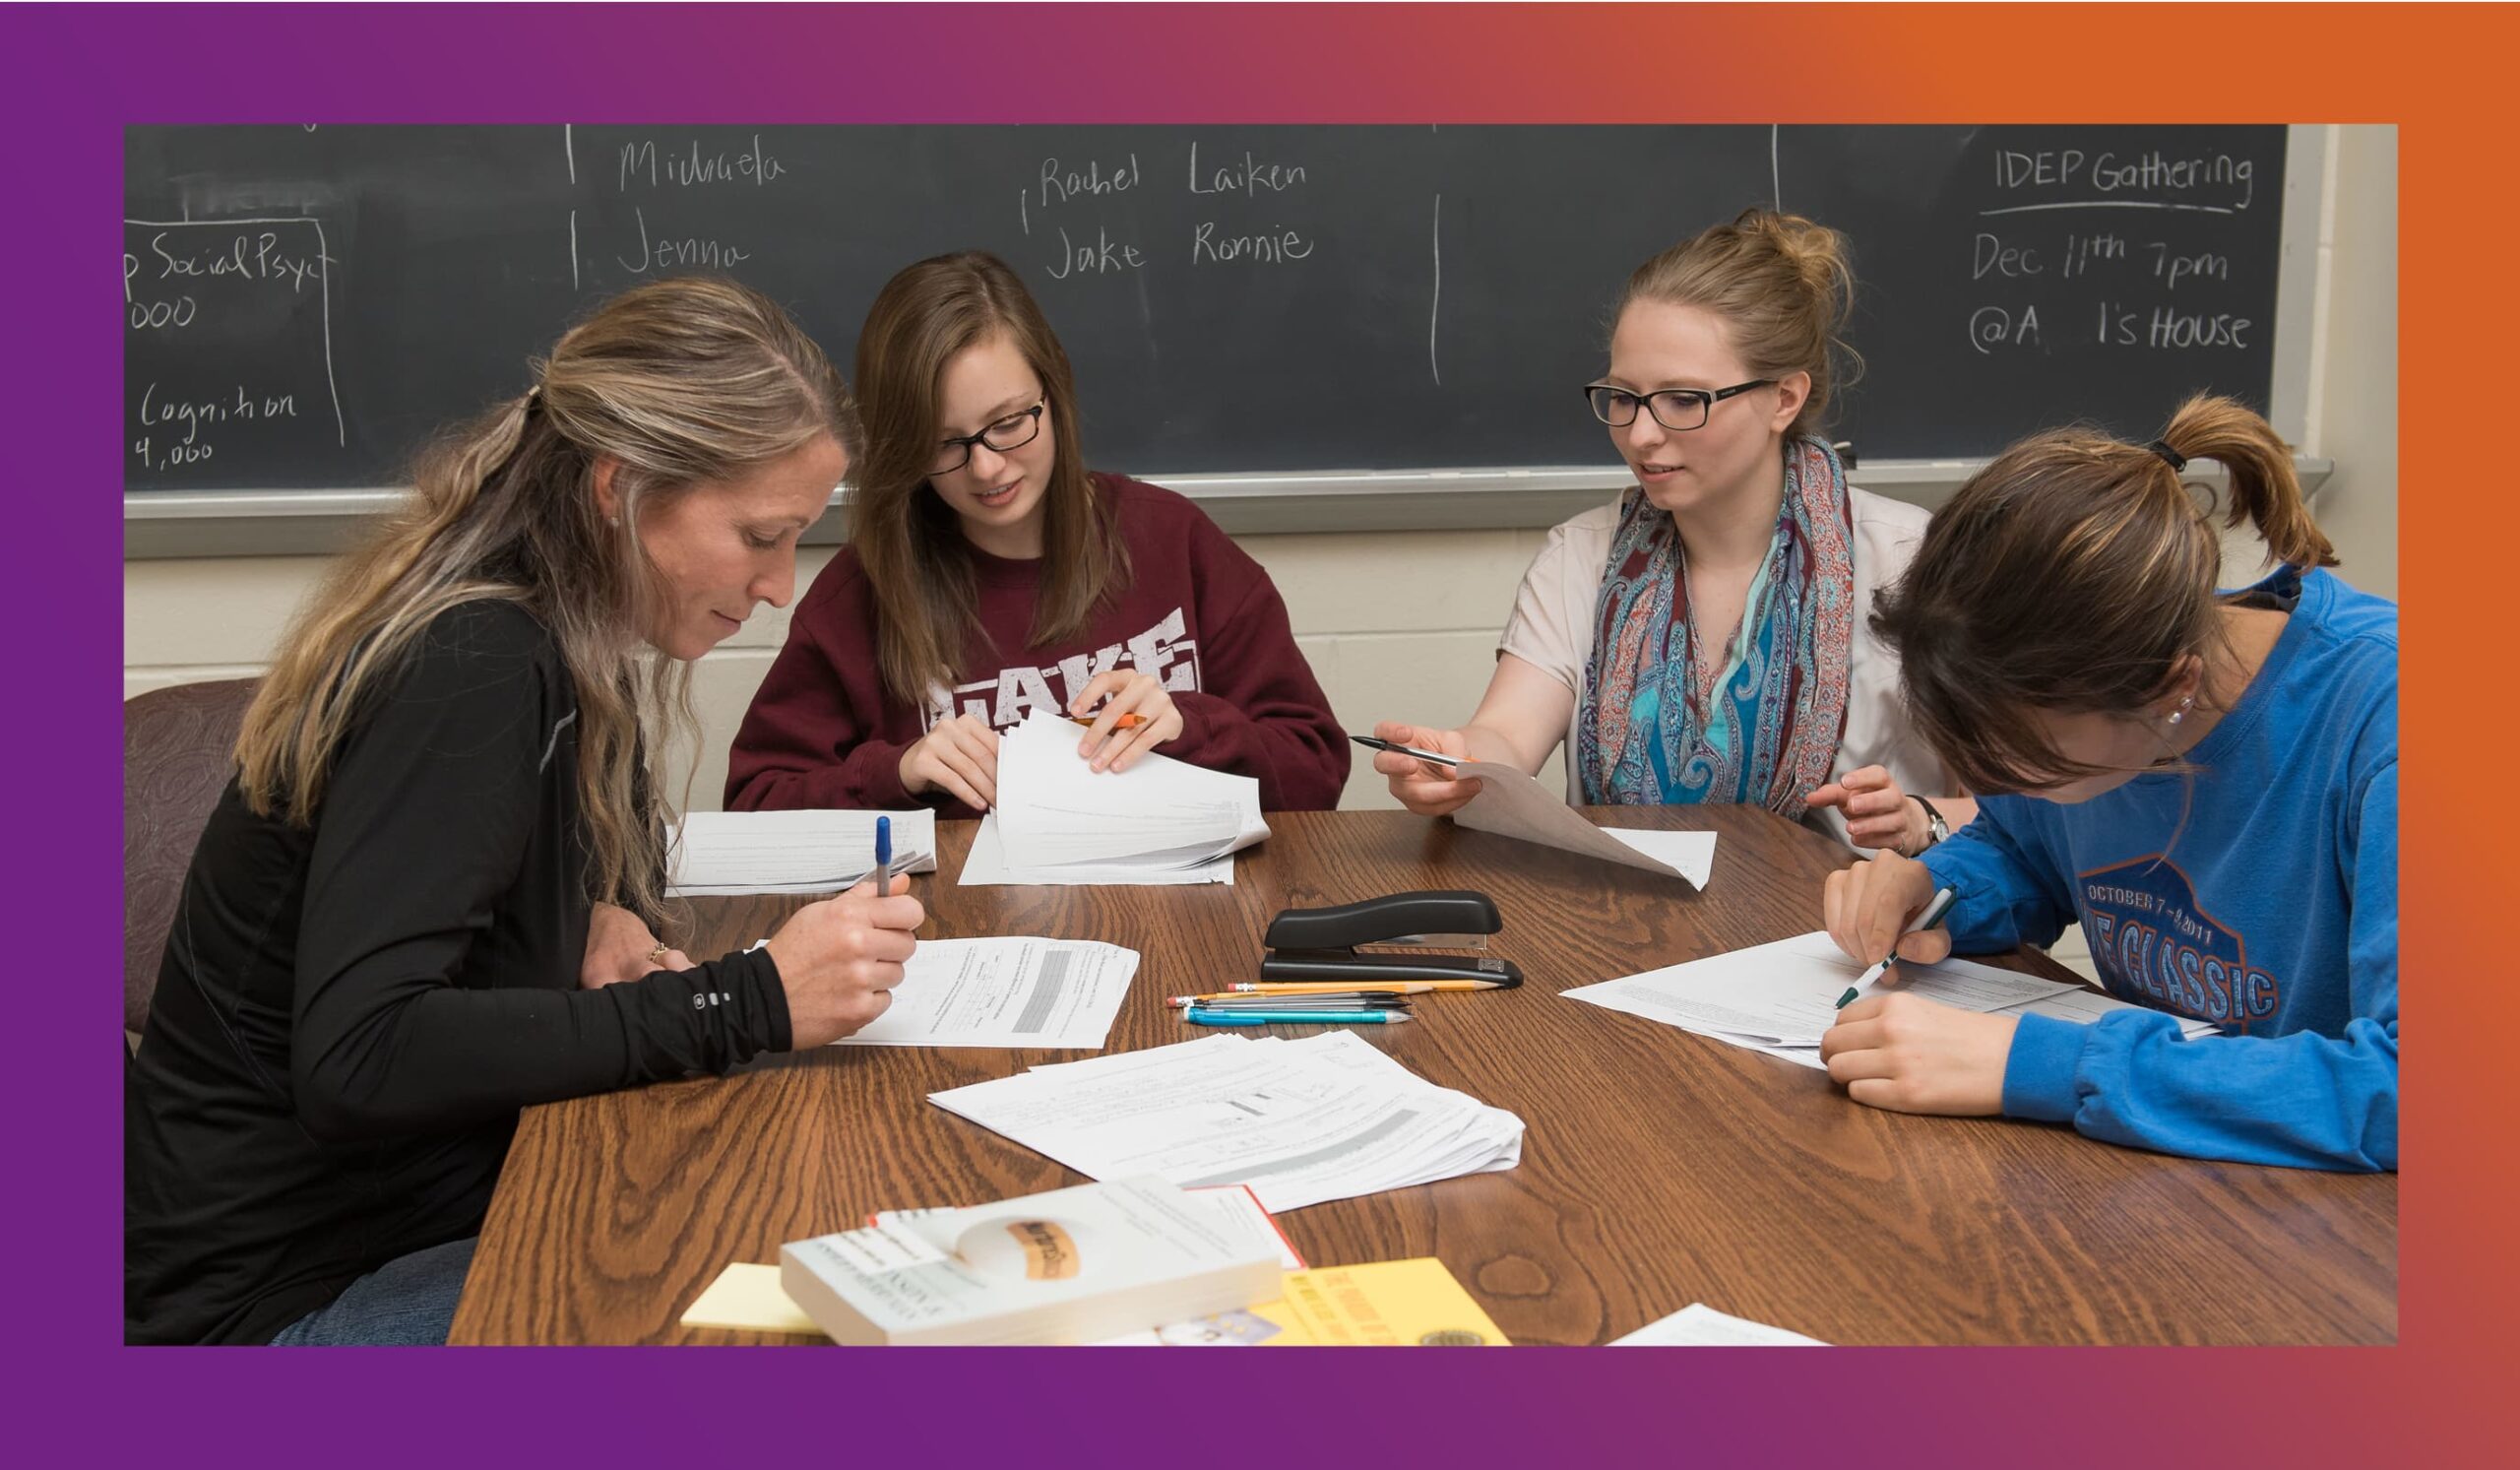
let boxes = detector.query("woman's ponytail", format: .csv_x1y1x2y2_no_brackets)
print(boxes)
2159,394,2336,569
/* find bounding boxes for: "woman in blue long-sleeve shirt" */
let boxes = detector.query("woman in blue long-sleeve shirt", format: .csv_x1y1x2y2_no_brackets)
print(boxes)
1819,395,2396,1172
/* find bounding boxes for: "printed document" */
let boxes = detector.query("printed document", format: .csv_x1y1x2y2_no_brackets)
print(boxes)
929,1031,1524,1213
665,808,936,896
1562,930,2078,1068
836,937,1138,1051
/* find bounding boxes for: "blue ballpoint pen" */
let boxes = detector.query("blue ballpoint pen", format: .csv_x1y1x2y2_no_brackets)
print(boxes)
1182,1007,1414,1026
873,814,892,891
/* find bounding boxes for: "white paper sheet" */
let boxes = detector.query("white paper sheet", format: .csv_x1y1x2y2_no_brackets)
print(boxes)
928,1032,1523,1213
1611,1303,1829,1346
976,712,1268,884
1601,828,1719,889
1562,930,2078,1064
960,813,1235,887
836,936,1139,1051
2001,984,2222,1040
664,808,937,896
1449,759,1715,889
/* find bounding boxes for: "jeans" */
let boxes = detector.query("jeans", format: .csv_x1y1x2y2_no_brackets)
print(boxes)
268,1236,478,1346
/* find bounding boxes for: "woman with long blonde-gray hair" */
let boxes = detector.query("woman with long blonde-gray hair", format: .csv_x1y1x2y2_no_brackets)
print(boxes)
127,276,925,1345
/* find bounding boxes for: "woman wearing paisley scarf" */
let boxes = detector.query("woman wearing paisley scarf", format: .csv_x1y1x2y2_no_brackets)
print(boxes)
1374,210,1969,852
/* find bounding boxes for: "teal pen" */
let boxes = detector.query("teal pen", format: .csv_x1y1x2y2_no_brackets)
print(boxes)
1837,886,1959,1009
1182,1007,1414,1026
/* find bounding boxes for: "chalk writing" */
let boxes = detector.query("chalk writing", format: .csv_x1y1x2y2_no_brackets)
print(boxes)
131,382,303,473
1045,223,1146,279
1191,223,1314,264
615,207,752,272
618,134,786,189
1039,154,1142,205
1187,142,1308,196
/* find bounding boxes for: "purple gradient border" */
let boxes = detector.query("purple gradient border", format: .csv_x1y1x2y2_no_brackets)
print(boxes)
25,5,2433,1466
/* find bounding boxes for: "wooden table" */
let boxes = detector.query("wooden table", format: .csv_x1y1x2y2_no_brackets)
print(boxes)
450,806,2397,1345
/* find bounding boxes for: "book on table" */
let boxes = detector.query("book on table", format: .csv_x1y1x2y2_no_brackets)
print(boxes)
779,1176,1284,1346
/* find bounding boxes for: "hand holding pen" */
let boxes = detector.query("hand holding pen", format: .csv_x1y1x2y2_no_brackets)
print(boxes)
1068,669,1183,773
762,823,922,1049
1361,721,1481,816
1823,851,1958,995
1834,886,1958,1009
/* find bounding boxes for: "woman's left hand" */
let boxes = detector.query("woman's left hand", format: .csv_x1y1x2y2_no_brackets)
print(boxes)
1068,671,1185,773
581,901,691,990
1818,991,2016,1116
1805,765,1926,854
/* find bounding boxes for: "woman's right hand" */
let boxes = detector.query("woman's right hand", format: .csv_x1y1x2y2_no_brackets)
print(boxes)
898,714,999,810
764,874,925,1048
1371,721,1482,817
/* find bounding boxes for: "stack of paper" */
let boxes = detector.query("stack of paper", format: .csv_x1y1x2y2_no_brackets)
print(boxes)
1449,760,1716,888
961,711,1269,886
928,1031,1525,1213
835,937,1139,1052
665,808,936,896
1563,930,2102,1068
778,1176,1284,1346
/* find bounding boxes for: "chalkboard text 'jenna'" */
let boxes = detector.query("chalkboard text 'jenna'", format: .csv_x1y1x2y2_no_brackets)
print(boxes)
615,207,752,273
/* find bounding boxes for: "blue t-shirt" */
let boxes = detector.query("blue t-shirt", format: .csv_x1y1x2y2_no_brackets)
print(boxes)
1922,566,2397,1172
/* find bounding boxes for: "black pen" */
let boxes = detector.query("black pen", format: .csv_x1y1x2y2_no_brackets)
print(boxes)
1351,735,1465,770
1836,887,1959,1009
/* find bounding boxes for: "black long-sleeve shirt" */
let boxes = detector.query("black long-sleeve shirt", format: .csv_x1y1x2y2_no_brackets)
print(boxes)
126,601,791,1345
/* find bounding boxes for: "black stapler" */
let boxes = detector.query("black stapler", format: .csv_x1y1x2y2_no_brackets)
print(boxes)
1259,890,1523,986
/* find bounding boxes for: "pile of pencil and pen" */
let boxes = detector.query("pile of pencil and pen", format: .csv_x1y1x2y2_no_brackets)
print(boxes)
1166,978,1508,1028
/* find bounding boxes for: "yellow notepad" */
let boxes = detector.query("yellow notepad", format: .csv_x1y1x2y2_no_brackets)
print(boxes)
1252,1258,1507,1346
680,1262,822,1335
679,1255,1507,1346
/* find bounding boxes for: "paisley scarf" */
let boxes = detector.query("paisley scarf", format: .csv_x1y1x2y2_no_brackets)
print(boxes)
1576,436,1856,816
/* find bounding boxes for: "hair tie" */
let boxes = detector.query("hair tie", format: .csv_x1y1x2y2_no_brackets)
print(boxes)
2144,439,2186,473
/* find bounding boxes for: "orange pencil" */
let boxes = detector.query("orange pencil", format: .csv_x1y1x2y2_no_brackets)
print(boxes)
1164,981,1503,1005
1065,711,1147,731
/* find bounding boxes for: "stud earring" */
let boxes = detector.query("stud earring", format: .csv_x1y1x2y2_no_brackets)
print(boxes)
2166,694,2194,727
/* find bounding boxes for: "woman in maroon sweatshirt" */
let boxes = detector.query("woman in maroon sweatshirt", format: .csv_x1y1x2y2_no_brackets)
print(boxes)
727,251,1348,818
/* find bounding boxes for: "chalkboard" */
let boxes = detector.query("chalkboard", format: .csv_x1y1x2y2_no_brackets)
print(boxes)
124,125,2287,492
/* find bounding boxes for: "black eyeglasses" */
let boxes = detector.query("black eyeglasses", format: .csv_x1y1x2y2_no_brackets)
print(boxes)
932,400,1046,474
1584,379,1777,432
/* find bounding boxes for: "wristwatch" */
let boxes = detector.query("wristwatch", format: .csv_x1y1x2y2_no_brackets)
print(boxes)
1909,795,1949,853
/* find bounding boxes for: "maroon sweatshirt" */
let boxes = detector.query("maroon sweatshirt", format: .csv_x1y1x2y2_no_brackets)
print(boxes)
727,475,1350,818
